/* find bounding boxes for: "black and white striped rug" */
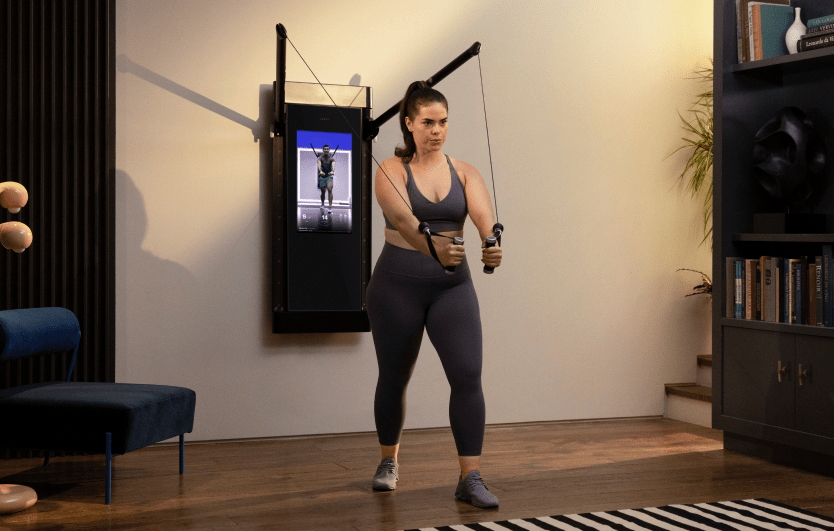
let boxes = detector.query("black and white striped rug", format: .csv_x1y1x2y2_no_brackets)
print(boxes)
404,498,834,530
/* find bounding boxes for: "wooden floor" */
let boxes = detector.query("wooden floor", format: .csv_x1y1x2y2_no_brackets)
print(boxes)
2,417,834,530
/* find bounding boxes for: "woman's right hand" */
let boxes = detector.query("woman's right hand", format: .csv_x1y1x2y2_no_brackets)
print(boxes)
435,237,465,268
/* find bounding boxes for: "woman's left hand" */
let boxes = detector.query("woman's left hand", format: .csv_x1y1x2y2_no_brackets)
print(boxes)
481,240,502,269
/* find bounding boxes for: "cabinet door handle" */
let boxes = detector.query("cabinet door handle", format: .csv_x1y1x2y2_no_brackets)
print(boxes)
799,364,810,386
778,360,789,382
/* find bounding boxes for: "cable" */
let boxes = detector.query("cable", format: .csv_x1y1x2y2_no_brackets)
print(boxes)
284,36,414,215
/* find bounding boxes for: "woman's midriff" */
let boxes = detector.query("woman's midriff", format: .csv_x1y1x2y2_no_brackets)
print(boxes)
384,227,464,251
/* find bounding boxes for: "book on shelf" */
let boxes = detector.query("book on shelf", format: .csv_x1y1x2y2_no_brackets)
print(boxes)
810,262,818,326
802,256,811,324
736,0,791,63
735,260,744,319
726,257,743,318
727,254,834,327
798,32,834,52
772,257,783,323
794,260,802,325
746,259,758,319
808,13,834,29
816,257,824,326
789,259,799,324
749,3,795,61
761,256,772,322
808,22,834,34
824,246,833,327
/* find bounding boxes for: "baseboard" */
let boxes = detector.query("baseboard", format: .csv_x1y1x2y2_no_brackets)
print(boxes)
158,415,667,447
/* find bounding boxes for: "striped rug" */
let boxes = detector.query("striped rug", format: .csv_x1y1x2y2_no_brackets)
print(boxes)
404,498,834,530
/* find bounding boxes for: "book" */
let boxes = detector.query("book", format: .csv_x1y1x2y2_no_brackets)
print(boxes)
749,3,795,61
808,13,834,29
772,257,782,322
801,256,810,324
787,258,798,323
737,0,791,63
726,257,743,318
737,0,744,62
762,256,772,322
746,259,758,319
810,262,817,327
816,257,824,326
756,259,763,320
736,260,744,319
798,32,834,52
792,259,801,324
825,246,834,327
807,23,834,35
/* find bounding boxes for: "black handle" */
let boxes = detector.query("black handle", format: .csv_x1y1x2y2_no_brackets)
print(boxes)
445,237,465,275
483,236,497,274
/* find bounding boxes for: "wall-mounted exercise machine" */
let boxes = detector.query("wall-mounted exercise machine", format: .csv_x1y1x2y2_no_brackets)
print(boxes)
271,23,482,334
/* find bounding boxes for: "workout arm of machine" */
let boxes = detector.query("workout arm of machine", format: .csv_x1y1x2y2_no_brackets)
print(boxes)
375,162,464,268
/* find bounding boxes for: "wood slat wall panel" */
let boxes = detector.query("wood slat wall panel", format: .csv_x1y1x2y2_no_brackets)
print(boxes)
0,0,115,458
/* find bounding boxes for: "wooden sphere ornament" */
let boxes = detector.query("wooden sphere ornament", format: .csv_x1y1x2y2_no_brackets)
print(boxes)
0,484,37,514
0,221,33,253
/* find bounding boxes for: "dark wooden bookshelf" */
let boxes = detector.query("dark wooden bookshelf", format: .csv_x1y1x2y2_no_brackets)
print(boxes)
714,0,834,463
728,45,834,78
732,233,834,243
721,317,834,338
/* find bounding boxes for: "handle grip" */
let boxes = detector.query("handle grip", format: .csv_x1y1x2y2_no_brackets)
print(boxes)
483,236,497,274
445,237,465,275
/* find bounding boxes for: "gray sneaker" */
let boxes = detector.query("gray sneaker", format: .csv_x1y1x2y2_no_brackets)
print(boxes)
372,456,399,491
455,471,499,508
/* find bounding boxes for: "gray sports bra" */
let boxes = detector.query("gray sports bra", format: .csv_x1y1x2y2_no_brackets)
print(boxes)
383,155,468,232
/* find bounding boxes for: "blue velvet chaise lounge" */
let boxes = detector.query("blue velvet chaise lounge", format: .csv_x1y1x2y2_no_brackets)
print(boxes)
0,307,196,504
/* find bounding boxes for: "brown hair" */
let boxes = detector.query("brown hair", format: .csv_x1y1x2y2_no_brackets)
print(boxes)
394,81,448,163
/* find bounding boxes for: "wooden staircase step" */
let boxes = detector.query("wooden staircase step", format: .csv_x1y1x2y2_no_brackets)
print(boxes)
664,383,711,403
697,355,712,368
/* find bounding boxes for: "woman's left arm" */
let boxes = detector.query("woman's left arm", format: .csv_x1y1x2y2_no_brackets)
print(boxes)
457,159,502,269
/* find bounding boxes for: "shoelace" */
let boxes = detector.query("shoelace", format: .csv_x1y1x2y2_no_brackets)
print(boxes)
376,461,397,475
464,474,488,490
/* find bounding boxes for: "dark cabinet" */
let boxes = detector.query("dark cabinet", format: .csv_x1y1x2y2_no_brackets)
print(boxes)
723,327,794,429
723,328,834,439
795,336,834,438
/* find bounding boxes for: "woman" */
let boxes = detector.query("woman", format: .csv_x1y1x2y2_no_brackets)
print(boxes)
365,81,502,508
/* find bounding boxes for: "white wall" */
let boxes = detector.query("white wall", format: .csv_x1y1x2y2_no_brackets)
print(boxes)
116,0,713,442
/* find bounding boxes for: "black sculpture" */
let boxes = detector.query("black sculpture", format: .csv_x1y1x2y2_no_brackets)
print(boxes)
753,106,826,205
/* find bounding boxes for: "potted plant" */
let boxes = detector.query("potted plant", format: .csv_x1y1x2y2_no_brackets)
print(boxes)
671,59,713,298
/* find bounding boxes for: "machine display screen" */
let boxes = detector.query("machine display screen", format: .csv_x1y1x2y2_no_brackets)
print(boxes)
295,130,354,233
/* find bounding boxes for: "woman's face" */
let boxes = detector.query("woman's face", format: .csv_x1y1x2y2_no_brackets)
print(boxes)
405,102,448,155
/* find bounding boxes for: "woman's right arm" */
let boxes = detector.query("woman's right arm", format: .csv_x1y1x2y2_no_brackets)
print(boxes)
375,160,463,267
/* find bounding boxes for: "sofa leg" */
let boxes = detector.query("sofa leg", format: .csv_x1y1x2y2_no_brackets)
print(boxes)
105,432,112,505
179,434,184,475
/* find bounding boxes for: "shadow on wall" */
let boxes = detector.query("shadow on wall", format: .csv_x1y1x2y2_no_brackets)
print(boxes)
117,54,259,141
118,54,365,353
117,170,209,377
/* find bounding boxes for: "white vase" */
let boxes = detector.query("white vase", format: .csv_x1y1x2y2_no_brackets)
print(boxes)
785,7,806,54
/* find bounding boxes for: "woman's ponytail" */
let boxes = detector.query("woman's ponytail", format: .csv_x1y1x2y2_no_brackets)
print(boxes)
394,81,448,163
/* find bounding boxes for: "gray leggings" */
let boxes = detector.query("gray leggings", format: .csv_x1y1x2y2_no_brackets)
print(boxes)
366,242,484,456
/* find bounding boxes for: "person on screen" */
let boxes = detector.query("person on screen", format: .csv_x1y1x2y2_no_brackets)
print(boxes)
317,145,335,213
366,81,502,508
